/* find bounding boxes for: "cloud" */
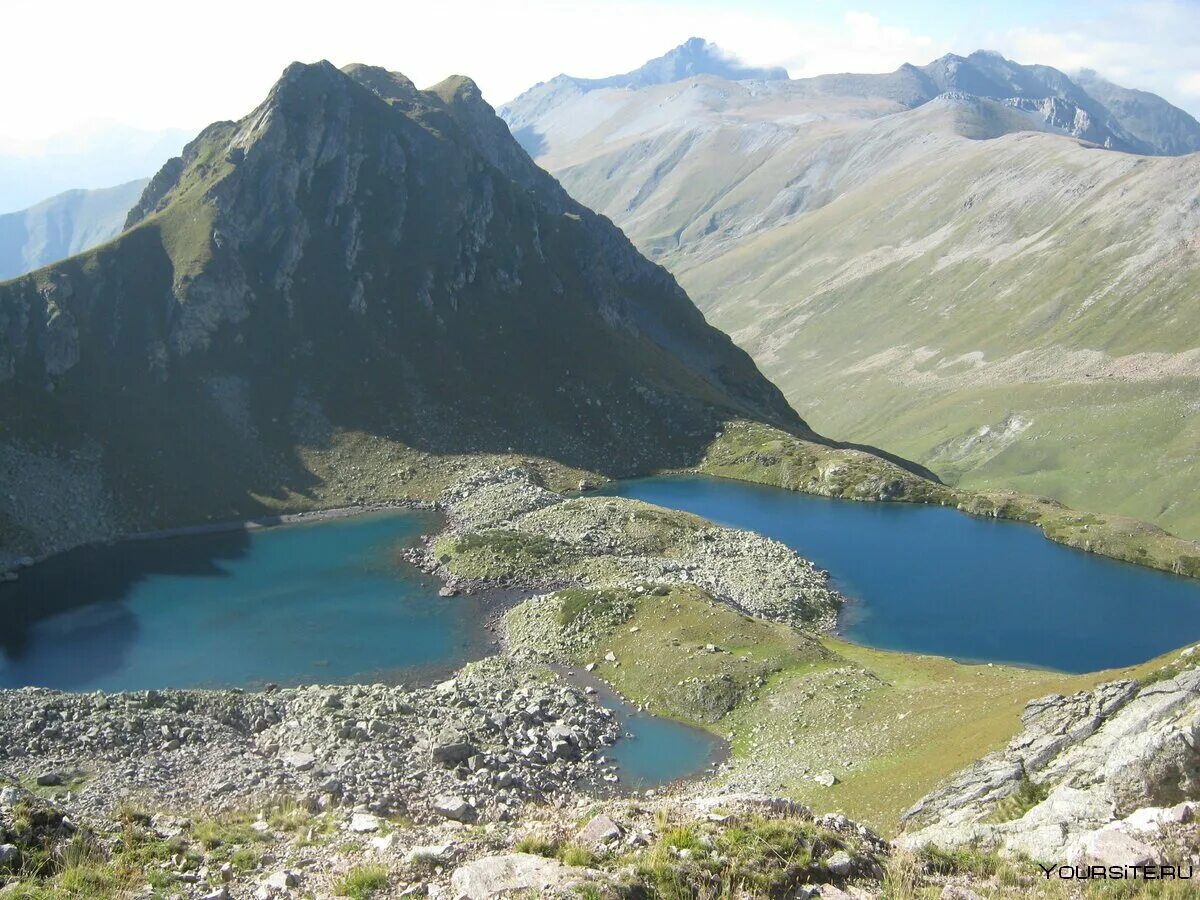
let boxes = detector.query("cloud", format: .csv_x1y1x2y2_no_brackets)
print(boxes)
0,0,1196,144
995,1,1200,115
738,10,941,78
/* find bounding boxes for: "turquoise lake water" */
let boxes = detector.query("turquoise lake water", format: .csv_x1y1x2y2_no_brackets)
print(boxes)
561,669,723,788
0,511,492,692
0,510,716,787
602,476,1200,673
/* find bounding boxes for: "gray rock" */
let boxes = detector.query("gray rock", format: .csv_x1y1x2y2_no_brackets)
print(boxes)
349,813,381,833
577,813,622,846
35,772,63,787
825,849,853,876
902,670,1200,860
433,795,478,823
1069,826,1162,868
280,751,315,771
450,853,605,898
813,773,838,787
0,844,19,870
265,871,299,889
432,729,477,765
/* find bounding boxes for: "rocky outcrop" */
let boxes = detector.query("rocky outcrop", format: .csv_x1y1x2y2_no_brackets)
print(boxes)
901,654,1200,863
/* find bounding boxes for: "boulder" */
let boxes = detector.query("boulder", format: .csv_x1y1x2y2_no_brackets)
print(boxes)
349,813,381,833
450,853,604,898
265,871,298,889
577,814,622,847
1069,826,1162,868
280,751,315,772
433,795,478,823
432,730,478,766
0,844,19,870
825,849,853,876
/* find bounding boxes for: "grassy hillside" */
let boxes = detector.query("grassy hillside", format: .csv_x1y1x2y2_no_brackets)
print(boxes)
0,179,146,280
506,78,1200,540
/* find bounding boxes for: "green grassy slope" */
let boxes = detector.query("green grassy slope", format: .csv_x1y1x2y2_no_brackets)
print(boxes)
0,179,147,280
510,83,1200,539
680,104,1200,536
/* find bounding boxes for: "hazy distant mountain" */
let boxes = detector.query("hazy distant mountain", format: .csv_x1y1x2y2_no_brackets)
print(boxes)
0,123,188,213
0,60,802,558
501,44,1200,539
505,46,1200,158
0,179,146,280
501,38,788,155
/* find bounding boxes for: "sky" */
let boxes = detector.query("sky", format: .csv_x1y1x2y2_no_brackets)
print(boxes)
1,0,1199,146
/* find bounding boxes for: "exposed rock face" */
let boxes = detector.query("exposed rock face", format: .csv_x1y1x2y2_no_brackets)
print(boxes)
450,853,609,898
900,660,1200,863
0,58,802,561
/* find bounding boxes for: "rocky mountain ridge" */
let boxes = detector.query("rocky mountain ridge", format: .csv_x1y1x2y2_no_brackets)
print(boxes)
504,44,1200,159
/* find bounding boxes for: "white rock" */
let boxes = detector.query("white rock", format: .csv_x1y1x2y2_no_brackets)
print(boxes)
450,854,605,898
433,795,478,823
265,871,298,889
280,751,315,771
577,814,622,846
371,833,396,853
1070,825,1162,868
349,812,381,833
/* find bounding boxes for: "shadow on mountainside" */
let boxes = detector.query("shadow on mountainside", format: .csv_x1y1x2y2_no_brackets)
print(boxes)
0,529,251,689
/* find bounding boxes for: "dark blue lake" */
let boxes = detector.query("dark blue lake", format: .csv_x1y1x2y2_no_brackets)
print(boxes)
0,511,493,692
601,476,1200,673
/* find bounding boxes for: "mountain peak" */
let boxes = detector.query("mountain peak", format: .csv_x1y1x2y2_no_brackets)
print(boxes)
0,58,802,548
339,64,418,102
605,38,789,88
